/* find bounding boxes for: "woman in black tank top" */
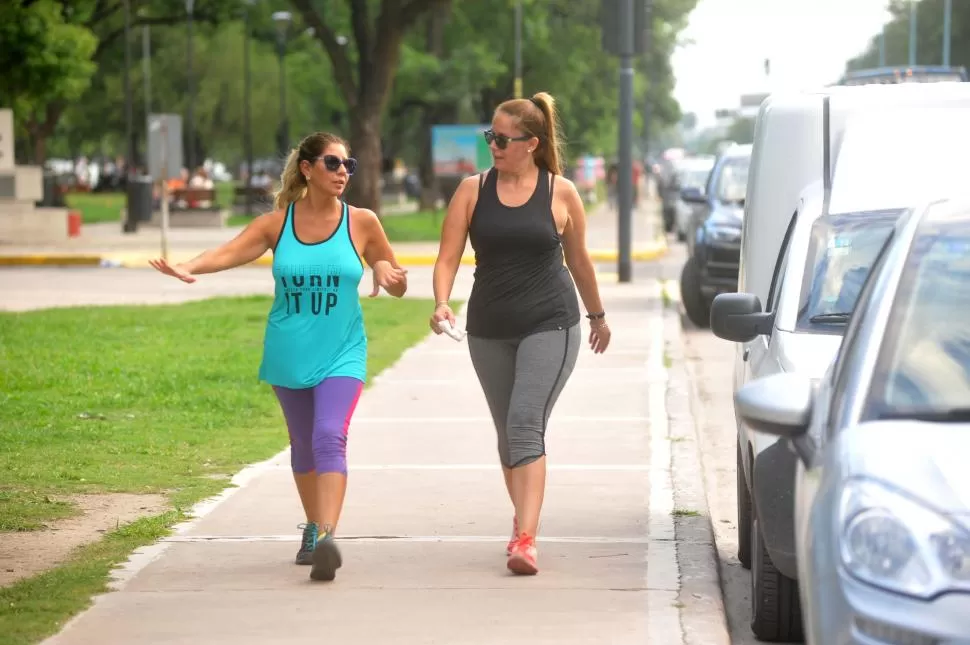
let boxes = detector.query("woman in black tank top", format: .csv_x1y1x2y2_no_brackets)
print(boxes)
429,92,612,576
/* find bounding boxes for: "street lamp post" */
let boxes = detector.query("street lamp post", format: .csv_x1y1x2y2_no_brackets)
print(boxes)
186,0,196,172
243,0,255,217
273,11,292,158
123,0,136,232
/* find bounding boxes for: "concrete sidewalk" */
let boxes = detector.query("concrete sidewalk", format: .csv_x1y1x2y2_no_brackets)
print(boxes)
41,280,706,645
0,189,665,268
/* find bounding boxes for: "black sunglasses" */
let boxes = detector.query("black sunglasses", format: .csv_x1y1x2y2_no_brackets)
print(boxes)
317,154,357,175
483,129,531,150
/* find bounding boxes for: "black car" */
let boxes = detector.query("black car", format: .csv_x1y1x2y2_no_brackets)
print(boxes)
679,144,752,327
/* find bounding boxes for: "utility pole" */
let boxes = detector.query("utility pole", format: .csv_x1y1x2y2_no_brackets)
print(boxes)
243,1,255,217
123,0,136,233
943,0,952,67
602,0,647,284
616,0,634,283
908,0,917,66
514,0,523,98
186,0,196,171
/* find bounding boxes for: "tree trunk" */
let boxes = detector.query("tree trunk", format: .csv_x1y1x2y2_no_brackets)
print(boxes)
33,136,47,166
348,107,384,214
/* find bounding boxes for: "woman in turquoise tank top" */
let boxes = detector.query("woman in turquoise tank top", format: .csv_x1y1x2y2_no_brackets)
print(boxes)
149,132,408,582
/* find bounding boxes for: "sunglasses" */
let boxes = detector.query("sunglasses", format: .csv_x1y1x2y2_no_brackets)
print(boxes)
317,154,357,175
483,129,531,150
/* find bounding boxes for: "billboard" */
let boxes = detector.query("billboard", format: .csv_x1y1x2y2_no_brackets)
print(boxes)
431,124,492,177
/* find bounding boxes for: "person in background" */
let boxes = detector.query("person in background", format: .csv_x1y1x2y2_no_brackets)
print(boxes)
430,92,612,576
149,131,408,583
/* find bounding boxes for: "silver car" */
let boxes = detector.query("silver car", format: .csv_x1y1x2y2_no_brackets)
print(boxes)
735,197,970,645
710,181,909,641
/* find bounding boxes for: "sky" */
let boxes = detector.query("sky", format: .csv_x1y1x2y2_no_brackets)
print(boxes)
671,0,894,126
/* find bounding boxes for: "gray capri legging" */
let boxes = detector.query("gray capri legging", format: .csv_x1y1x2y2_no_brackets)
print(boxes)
467,324,581,468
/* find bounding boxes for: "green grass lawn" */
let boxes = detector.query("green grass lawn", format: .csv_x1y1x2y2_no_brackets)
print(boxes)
229,208,444,243
68,189,442,243
65,183,236,225
379,209,444,242
0,295,436,645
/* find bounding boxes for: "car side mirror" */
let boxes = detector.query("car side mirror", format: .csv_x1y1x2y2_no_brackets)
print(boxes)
680,186,705,204
710,293,774,342
735,373,817,464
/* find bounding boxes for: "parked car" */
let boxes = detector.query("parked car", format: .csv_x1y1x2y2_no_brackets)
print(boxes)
710,81,970,643
734,195,970,645
673,155,716,242
678,144,751,328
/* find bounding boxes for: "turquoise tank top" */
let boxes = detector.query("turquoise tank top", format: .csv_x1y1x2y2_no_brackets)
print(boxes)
258,201,367,389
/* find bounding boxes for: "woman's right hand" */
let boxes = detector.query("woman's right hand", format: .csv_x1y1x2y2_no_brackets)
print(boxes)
149,258,196,284
429,302,455,334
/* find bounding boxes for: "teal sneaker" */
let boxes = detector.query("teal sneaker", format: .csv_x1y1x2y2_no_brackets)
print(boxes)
309,528,342,581
295,523,318,565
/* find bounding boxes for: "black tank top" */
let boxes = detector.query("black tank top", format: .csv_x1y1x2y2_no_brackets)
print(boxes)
465,167,581,339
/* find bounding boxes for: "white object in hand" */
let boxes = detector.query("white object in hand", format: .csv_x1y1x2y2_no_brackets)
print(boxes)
437,319,466,342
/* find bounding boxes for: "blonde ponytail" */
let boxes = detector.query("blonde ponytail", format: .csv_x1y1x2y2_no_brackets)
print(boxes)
529,92,564,175
496,91,565,175
273,148,308,211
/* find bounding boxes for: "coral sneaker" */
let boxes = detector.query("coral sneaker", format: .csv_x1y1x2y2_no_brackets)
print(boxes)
507,533,538,575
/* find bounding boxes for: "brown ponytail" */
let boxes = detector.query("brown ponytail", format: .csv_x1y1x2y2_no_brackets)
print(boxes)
496,91,565,175
272,131,350,211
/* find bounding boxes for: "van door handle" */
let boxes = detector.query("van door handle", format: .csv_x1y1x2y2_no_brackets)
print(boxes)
743,348,750,362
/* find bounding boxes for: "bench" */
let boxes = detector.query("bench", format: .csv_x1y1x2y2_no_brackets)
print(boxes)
172,187,217,209
234,185,272,202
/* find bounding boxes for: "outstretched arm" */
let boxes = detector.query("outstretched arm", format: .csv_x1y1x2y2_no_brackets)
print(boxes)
151,214,275,282
360,208,408,298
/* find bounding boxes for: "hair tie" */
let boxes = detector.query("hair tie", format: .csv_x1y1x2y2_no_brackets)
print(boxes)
529,97,542,110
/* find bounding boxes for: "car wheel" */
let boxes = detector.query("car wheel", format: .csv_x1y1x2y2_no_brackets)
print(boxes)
737,442,752,569
750,516,804,642
680,258,711,328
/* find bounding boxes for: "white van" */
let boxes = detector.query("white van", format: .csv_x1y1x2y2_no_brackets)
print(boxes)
709,81,970,642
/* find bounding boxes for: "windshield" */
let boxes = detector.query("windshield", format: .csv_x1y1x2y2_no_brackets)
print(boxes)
680,168,711,190
715,156,749,204
866,218,970,419
795,209,905,333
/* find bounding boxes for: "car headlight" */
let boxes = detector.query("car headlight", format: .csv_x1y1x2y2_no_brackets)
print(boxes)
705,223,740,243
838,478,970,598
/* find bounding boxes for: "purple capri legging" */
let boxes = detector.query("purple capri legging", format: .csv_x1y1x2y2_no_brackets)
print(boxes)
272,376,364,475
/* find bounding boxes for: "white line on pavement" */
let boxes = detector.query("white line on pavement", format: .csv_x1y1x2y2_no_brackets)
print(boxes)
161,534,653,544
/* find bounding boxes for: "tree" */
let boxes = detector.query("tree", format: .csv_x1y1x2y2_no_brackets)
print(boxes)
0,1,98,162
385,0,698,206
846,0,970,76
6,0,239,165
291,0,451,214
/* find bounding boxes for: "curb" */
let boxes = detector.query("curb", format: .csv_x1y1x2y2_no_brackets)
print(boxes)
662,281,732,645
0,239,668,268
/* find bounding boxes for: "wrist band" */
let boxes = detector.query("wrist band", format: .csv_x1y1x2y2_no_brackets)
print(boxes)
585,311,606,320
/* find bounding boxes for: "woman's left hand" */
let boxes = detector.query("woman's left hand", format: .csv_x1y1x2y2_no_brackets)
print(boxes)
589,319,611,354
369,260,408,297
